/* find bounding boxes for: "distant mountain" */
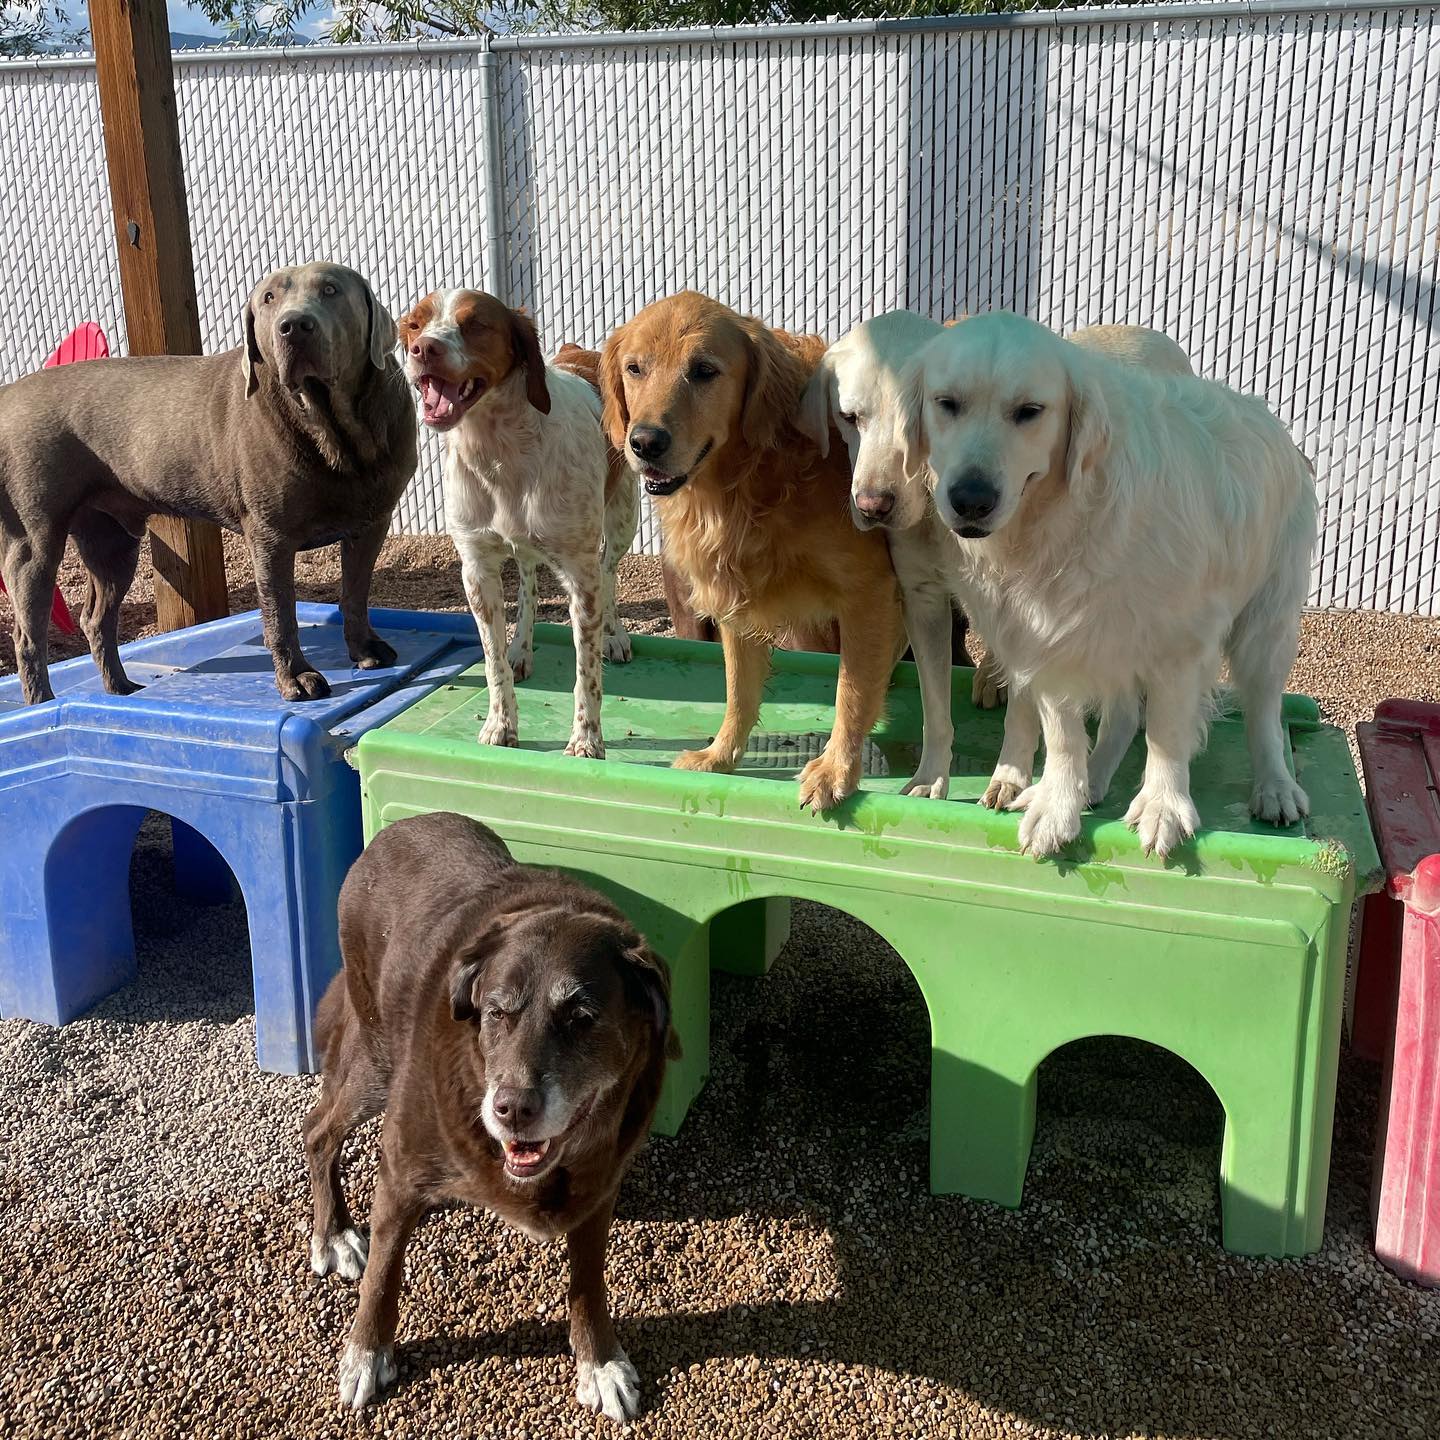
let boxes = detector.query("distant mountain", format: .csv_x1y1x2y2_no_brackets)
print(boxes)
169,30,314,48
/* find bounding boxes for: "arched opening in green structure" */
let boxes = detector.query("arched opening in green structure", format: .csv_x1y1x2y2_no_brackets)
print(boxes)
1031,1035,1226,1228
703,894,935,1160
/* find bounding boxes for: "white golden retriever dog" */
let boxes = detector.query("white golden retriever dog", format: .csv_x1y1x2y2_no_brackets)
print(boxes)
894,311,1316,858
797,313,1191,807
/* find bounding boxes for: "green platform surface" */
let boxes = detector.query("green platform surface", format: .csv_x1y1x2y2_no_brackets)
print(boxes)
367,623,1378,884
358,623,1380,1258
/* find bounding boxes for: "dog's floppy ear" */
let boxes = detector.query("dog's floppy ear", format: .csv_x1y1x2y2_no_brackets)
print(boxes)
364,281,397,373
619,936,681,1061
739,317,806,451
897,356,930,482
794,354,833,459
1064,350,1112,501
241,299,262,398
449,917,511,1023
510,308,551,415
598,325,630,450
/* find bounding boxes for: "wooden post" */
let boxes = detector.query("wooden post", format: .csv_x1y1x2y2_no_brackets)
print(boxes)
90,0,228,631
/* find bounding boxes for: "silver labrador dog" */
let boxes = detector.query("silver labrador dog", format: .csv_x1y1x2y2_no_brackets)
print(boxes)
0,262,417,704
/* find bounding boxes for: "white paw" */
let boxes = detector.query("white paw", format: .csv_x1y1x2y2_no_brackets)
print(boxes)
1251,773,1309,826
604,630,633,664
577,1350,641,1424
478,711,518,747
310,1228,368,1280
1124,786,1201,857
565,726,606,759
1009,780,1082,857
337,1342,396,1409
506,645,534,682
901,768,950,801
981,763,1030,811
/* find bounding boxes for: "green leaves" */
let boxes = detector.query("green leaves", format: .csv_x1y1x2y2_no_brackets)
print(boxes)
0,0,1087,56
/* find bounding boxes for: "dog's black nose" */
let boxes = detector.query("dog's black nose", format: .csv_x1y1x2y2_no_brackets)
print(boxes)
277,311,317,339
492,1086,543,1130
854,491,895,521
946,468,1000,526
629,425,671,462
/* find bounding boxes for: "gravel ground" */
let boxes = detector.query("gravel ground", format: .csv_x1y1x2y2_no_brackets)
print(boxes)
3,542,1440,1440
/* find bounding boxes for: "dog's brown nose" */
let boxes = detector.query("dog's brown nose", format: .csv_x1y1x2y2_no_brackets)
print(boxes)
492,1086,543,1131
854,491,895,521
410,337,444,364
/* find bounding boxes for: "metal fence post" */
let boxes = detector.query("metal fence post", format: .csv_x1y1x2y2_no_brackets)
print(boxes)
479,35,509,304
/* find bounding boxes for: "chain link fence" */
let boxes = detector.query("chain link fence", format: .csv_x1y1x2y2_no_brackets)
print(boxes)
1,4,1437,607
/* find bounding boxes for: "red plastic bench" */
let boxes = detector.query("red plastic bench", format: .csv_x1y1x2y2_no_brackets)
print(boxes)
1355,698,1440,1285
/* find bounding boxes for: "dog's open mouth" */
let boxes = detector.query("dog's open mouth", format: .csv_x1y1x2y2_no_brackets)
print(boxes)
417,373,485,428
640,439,712,497
497,1092,598,1181
502,1137,553,1179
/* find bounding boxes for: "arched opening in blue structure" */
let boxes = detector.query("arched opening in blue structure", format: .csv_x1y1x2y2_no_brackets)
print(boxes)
704,894,934,1159
1032,1035,1225,1224
41,805,253,1028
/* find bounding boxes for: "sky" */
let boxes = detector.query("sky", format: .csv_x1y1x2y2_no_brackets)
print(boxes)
166,1,334,40
168,1,228,37
3,1,336,44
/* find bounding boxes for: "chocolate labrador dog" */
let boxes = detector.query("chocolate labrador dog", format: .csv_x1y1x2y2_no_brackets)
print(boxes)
0,262,416,704
305,811,676,1424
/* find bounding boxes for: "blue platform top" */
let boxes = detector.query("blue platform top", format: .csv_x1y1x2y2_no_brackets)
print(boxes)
0,604,482,804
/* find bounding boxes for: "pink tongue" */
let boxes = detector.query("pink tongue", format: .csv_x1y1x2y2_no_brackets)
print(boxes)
421,375,460,420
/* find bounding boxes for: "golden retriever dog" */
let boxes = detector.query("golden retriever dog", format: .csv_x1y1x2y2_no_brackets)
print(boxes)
797,314,1194,804
600,292,903,813
898,311,1316,858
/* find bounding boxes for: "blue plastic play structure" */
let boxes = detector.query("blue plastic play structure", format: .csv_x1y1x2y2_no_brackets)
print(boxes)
0,604,479,1073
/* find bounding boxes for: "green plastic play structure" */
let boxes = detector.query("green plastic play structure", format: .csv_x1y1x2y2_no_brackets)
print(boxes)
356,624,1380,1258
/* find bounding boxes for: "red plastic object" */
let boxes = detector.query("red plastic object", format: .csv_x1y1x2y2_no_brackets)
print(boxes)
42,321,109,369
0,325,112,639
1355,698,1440,1285
0,569,79,640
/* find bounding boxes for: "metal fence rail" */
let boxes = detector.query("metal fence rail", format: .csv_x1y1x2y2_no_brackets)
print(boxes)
2,6,1437,609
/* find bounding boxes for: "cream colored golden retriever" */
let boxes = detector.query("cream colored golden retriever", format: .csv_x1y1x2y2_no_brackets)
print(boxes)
798,313,1194,805
899,311,1316,858
600,291,903,813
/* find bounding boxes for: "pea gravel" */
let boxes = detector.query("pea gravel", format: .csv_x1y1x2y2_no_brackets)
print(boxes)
2,538,1439,1440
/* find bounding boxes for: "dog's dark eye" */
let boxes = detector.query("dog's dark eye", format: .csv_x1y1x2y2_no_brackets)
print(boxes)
1014,403,1045,424
567,1009,597,1031
689,361,718,383
322,282,337,297
839,410,858,427
934,395,960,416
484,1005,508,1024
625,361,643,378
263,290,274,305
